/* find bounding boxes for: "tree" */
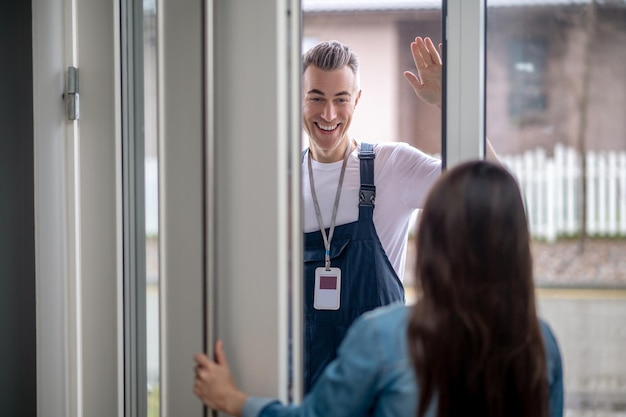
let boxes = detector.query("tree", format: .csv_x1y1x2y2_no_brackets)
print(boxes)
575,0,597,253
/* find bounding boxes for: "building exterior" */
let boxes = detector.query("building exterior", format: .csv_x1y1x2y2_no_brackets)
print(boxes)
303,0,626,155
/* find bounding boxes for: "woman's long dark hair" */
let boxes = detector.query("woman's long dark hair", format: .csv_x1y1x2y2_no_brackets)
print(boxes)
408,161,548,417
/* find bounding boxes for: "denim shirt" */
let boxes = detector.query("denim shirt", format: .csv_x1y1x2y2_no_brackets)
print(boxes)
243,303,564,417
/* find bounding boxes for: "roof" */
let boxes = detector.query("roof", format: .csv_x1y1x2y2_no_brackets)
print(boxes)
302,0,606,13
303,0,439,11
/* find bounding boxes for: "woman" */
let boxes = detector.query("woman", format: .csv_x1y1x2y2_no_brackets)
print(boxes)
193,160,564,417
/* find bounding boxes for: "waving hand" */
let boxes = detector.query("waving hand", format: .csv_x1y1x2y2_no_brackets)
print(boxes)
403,36,443,109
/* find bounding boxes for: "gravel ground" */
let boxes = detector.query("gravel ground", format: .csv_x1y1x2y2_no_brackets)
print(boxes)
404,237,626,289
532,238,626,287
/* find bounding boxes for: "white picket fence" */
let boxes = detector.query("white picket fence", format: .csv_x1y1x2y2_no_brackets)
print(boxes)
501,143,626,241
146,145,626,241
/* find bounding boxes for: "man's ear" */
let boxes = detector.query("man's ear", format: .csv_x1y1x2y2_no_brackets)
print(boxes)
354,89,362,107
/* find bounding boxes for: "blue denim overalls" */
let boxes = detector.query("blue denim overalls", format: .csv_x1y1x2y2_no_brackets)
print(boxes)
303,143,405,392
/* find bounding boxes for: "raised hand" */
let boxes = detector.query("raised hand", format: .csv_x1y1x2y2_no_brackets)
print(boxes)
403,36,443,109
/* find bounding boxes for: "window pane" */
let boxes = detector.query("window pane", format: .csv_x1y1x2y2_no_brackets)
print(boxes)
486,1,626,414
302,2,443,303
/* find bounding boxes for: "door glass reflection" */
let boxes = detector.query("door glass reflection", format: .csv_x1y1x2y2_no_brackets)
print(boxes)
144,0,159,415
486,1,626,415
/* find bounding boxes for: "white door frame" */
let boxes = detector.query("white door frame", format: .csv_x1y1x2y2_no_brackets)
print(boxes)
444,0,486,167
33,0,122,415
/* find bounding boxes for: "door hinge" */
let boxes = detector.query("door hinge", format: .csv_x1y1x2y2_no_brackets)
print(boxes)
66,66,80,120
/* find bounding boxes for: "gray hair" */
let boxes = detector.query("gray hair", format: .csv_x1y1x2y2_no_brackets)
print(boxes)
302,40,360,85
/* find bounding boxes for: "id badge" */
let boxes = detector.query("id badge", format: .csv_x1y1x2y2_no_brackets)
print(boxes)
314,267,341,310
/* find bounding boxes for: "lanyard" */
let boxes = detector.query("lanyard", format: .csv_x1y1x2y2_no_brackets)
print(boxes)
308,141,352,270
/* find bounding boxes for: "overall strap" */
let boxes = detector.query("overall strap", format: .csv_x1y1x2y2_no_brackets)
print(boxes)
358,143,376,220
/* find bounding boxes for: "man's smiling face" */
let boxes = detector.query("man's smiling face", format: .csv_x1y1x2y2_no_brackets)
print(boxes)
303,65,361,163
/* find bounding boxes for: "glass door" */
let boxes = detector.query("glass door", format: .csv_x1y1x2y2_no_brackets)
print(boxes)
485,1,626,414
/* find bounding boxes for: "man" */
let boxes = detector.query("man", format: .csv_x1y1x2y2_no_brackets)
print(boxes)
301,36,495,391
